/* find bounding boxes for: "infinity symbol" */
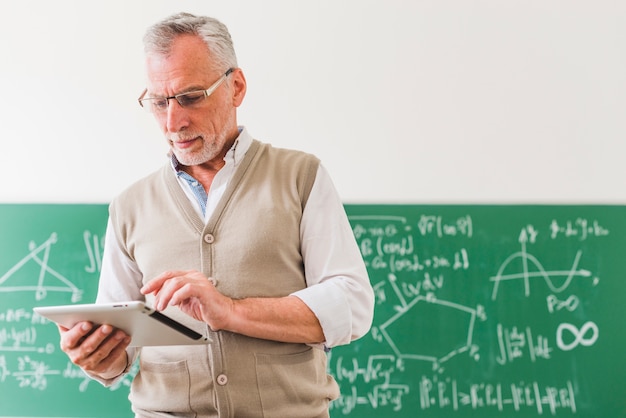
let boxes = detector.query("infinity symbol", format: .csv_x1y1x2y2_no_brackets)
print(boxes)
557,321,599,351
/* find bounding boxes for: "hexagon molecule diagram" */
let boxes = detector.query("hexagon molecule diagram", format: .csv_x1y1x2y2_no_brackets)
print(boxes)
379,294,481,370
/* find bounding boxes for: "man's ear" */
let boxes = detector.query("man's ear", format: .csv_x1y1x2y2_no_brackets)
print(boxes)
231,68,247,107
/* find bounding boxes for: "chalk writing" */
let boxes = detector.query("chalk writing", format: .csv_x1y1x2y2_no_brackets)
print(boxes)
84,230,105,274
546,294,580,313
556,321,599,351
327,208,613,416
496,324,553,365
0,227,126,397
549,219,609,240
1,205,621,417
331,383,410,414
490,227,596,300
415,214,473,238
0,233,83,302
418,376,576,415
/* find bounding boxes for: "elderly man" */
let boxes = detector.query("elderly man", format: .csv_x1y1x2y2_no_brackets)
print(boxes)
58,12,374,418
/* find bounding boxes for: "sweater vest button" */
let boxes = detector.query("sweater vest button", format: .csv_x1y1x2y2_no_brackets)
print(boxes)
204,234,215,244
216,374,228,386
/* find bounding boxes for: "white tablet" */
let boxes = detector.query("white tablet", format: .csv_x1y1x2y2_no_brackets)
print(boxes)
34,301,210,347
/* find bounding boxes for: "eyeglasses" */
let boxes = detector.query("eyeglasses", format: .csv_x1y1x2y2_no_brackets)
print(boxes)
138,68,234,114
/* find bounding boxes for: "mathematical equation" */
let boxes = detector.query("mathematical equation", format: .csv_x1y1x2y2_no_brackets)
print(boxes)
0,206,618,417
331,376,576,416
0,229,115,396
328,211,609,416
0,306,104,392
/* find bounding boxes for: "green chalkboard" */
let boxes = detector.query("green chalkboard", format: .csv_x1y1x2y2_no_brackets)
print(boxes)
0,204,134,418
1,204,625,418
329,205,626,418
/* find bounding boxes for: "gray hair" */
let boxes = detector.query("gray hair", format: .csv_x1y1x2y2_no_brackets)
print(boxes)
143,12,238,70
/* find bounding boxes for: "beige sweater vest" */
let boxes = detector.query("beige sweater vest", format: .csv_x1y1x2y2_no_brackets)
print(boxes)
109,140,339,418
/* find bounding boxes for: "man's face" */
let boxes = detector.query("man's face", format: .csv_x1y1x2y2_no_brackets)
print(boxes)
144,34,244,167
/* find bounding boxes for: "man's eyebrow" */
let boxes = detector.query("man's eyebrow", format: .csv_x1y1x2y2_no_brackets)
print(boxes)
176,85,207,95
147,85,206,97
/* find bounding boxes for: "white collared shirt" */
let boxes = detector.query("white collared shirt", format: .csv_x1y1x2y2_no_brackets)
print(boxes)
97,127,374,348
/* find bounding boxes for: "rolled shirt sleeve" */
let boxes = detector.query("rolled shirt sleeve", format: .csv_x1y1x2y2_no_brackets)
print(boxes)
292,165,375,348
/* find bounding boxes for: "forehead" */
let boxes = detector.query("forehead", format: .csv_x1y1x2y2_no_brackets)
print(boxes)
145,35,215,94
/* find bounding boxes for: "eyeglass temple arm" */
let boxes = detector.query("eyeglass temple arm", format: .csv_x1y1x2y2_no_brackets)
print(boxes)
137,89,148,107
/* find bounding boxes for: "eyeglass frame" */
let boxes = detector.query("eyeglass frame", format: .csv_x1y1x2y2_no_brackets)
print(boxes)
137,68,234,113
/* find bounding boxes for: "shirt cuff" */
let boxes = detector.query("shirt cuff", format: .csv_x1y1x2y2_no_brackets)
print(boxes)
291,281,352,348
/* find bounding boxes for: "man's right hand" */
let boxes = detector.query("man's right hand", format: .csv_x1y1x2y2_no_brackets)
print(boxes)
58,322,131,380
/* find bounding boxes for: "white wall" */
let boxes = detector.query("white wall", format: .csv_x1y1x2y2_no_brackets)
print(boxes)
1,0,625,204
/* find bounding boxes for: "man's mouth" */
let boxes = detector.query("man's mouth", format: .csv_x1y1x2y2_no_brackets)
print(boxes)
173,136,200,149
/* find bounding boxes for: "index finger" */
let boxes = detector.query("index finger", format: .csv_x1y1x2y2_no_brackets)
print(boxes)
140,270,187,295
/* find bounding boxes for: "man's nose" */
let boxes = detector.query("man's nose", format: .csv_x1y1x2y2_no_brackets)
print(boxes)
165,98,190,132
